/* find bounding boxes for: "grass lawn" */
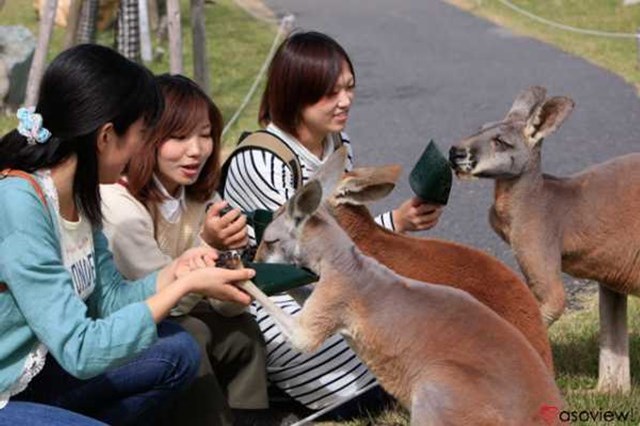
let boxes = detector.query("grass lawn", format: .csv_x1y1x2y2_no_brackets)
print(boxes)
0,0,276,146
447,0,640,93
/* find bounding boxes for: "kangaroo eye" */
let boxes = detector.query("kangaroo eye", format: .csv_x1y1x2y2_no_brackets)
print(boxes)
494,136,512,148
263,238,280,246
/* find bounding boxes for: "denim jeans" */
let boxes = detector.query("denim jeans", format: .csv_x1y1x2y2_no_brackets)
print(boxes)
0,402,106,426
11,320,200,425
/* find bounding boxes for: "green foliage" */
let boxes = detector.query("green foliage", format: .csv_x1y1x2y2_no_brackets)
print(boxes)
0,0,276,147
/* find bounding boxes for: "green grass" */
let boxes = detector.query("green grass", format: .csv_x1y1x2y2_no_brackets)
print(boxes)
0,0,275,146
550,295,640,424
448,0,640,92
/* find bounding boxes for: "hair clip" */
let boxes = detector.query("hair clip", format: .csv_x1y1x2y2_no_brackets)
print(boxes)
17,107,52,145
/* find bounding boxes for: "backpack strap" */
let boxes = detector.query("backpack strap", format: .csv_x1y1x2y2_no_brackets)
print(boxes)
0,169,48,208
219,130,345,193
219,130,303,192
0,169,48,293
328,132,344,151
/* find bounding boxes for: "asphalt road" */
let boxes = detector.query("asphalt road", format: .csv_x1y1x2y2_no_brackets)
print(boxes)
262,0,640,297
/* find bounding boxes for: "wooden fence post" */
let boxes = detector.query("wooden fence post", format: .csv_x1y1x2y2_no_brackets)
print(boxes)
191,0,210,92
63,0,83,49
25,0,58,106
139,0,153,62
167,0,183,74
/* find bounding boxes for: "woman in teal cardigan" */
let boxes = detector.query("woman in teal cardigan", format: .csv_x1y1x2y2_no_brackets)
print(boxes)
0,44,254,425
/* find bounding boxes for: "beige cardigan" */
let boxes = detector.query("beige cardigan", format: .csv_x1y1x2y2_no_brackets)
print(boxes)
100,183,222,316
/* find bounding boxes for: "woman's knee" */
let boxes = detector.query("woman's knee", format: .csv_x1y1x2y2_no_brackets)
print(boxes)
154,320,201,389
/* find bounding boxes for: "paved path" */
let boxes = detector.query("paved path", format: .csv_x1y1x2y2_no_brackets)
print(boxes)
262,0,640,297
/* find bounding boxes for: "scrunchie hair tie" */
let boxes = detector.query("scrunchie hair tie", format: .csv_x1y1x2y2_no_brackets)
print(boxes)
16,107,52,145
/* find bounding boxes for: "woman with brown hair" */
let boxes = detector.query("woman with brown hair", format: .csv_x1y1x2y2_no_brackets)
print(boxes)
221,31,443,419
100,74,268,426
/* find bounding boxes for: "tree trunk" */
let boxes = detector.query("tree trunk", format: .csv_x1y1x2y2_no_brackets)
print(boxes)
190,0,209,92
25,0,58,106
117,0,141,62
167,0,183,74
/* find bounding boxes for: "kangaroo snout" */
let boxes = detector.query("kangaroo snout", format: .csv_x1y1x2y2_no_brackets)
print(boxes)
449,145,476,173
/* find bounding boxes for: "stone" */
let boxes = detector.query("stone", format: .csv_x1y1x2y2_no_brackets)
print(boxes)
623,0,640,5
0,60,8,108
0,26,36,109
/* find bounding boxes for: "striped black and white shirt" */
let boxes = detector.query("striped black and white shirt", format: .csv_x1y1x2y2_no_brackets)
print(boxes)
223,124,394,410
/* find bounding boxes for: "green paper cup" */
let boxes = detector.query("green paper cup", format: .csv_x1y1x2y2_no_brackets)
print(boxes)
409,140,453,205
246,209,273,245
245,261,319,295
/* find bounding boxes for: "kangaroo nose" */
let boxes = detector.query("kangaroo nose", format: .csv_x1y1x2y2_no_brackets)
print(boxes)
449,146,467,166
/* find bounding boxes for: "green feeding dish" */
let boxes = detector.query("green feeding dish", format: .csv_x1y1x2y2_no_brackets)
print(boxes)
409,140,453,205
245,261,319,296
245,209,273,245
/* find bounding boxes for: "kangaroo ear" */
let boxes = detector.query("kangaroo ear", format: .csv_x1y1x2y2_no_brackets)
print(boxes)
506,86,547,122
288,180,323,225
312,146,348,202
525,96,574,144
332,165,402,205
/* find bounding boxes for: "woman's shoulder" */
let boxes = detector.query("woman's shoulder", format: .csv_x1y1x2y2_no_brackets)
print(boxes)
100,183,151,225
0,177,54,238
0,177,49,218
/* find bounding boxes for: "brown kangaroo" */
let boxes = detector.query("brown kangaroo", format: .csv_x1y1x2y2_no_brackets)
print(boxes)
449,86,640,393
329,166,553,372
241,147,563,425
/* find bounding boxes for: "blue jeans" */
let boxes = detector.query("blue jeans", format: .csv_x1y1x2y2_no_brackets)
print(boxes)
0,402,106,425
11,320,199,425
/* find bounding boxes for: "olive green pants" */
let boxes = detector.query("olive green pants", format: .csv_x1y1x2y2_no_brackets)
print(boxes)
162,301,268,426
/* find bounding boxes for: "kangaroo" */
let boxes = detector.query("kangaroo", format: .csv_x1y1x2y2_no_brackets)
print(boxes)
449,86,640,393
242,148,563,425
330,166,553,371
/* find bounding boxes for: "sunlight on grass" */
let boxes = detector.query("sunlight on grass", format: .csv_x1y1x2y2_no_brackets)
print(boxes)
0,0,276,146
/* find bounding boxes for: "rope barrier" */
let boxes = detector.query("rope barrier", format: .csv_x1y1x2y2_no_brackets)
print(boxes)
494,0,639,39
221,14,295,138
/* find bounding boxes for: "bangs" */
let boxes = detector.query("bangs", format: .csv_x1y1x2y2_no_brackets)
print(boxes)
292,43,347,105
160,93,210,139
260,31,355,136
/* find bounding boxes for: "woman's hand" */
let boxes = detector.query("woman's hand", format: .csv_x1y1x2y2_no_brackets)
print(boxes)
185,266,255,306
156,246,218,291
148,263,254,323
392,197,443,233
202,201,249,250
173,246,218,279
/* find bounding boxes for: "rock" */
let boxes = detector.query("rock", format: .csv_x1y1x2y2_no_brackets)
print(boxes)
623,0,640,5
0,26,36,109
0,60,8,108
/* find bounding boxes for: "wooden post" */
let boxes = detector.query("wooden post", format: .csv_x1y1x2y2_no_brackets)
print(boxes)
25,0,58,106
167,0,183,74
191,0,210,92
63,0,84,49
138,0,153,62
148,0,159,32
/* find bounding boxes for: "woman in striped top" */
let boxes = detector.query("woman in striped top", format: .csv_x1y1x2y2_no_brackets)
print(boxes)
222,31,443,418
